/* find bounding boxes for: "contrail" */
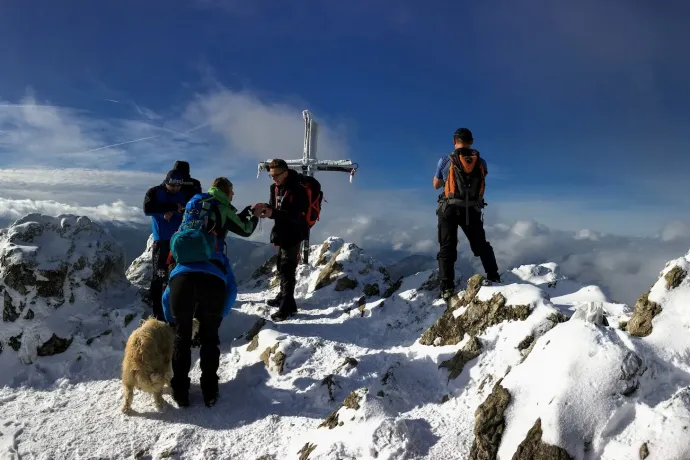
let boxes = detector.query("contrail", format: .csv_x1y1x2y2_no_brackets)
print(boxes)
69,135,158,155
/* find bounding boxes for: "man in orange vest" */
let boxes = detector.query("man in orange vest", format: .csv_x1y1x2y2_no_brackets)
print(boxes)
433,128,500,300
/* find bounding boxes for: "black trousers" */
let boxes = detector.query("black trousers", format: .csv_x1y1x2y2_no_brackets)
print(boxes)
150,240,170,321
169,272,226,397
437,204,499,290
275,243,300,312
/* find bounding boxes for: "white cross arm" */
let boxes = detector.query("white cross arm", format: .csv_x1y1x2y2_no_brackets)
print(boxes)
257,159,359,182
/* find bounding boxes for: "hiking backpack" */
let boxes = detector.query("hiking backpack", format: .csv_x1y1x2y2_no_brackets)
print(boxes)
443,149,486,206
169,193,224,264
277,174,324,228
300,175,323,228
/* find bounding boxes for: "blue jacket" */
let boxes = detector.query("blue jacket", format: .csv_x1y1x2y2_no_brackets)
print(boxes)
161,252,238,324
143,183,188,241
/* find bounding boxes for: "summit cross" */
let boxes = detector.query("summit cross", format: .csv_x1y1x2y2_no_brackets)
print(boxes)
257,109,359,265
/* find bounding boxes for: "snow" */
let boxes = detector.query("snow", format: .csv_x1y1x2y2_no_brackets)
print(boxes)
1,222,690,460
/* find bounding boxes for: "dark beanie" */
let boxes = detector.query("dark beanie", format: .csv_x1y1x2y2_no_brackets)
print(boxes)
453,128,474,144
165,170,185,186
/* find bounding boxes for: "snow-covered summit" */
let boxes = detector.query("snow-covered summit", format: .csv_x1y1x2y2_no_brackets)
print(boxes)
1,230,689,460
0,214,145,383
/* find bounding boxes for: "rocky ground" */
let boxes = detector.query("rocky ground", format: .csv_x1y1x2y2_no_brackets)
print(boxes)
0,216,689,459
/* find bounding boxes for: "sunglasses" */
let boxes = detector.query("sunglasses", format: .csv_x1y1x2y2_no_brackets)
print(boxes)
269,170,286,179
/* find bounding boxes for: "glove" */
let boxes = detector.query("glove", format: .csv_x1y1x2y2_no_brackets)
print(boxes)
238,205,252,221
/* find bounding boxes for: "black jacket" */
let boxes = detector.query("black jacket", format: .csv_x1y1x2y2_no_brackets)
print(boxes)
268,169,309,247
172,161,202,202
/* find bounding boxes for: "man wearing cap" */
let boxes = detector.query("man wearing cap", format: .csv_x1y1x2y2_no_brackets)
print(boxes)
433,128,500,300
143,170,188,320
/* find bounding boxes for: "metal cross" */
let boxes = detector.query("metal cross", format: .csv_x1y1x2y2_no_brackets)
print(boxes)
257,109,359,265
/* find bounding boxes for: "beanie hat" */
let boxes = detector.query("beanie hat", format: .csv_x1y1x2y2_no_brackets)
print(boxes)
165,170,185,186
453,128,474,144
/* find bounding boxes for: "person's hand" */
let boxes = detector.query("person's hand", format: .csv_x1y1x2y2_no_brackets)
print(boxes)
164,211,174,221
262,207,273,218
177,203,185,212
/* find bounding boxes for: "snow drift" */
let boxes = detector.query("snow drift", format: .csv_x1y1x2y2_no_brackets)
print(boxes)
1,217,689,460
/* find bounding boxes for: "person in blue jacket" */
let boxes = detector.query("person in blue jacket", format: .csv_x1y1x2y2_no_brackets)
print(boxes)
161,177,260,408
143,170,188,320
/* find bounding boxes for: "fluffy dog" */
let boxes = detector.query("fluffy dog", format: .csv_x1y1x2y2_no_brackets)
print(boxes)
121,317,176,414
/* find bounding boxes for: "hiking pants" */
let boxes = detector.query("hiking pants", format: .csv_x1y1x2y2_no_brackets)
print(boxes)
169,272,226,398
150,240,170,321
275,243,300,312
437,203,499,290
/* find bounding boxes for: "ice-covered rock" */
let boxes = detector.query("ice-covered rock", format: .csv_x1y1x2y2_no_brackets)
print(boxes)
0,214,144,374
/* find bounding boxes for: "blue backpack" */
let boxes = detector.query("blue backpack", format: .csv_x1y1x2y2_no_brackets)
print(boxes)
170,193,224,264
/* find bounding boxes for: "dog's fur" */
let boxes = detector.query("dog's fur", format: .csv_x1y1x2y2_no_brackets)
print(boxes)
121,317,177,414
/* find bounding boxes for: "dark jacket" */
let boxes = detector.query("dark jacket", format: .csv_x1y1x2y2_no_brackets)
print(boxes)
143,184,188,241
172,161,202,203
268,169,309,247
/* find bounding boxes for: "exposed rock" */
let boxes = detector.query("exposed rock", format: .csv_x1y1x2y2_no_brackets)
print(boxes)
314,245,345,290
9,333,22,351
420,271,441,291
24,309,34,320
321,375,340,402
619,351,646,396
511,418,573,460
626,291,662,337
124,313,137,327
517,334,534,351
334,276,358,291
3,290,20,322
382,279,402,298
420,287,531,347
665,265,686,290
37,334,73,356
319,388,366,429
297,443,317,460
469,380,511,460
339,357,359,369
315,240,333,266
1,214,125,304
439,336,483,380
260,343,286,374
247,334,260,352
363,283,380,296
251,254,278,279
639,442,649,459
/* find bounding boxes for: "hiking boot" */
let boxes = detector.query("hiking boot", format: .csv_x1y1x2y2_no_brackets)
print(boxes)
487,273,501,283
203,392,218,408
271,308,296,322
440,289,454,301
172,390,189,408
266,293,283,308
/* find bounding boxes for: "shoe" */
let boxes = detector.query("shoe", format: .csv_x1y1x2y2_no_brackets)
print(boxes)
487,273,501,283
172,390,189,408
271,308,296,322
203,392,218,408
266,294,283,307
440,289,454,301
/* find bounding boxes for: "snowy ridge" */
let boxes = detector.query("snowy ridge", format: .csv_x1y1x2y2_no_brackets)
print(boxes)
0,221,689,459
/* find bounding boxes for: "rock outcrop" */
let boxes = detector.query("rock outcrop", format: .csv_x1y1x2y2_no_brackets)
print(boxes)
0,214,141,365
420,275,532,346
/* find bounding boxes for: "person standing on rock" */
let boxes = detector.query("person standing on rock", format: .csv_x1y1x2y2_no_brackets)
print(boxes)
253,159,309,322
171,160,202,203
162,176,260,407
433,128,500,300
143,170,188,320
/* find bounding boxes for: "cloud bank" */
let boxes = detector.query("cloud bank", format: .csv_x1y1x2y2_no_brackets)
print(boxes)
1,84,689,308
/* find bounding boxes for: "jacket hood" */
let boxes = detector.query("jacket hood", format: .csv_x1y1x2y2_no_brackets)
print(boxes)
208,186,233,206
173,161,190,175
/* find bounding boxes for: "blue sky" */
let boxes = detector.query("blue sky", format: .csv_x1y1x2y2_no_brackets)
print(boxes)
1,0,690,238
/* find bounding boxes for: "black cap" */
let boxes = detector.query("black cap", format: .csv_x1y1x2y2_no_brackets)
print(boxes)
453,128,473,144
165,170,185,186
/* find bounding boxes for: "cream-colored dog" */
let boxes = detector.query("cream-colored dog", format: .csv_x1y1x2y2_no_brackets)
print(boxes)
121,317,200,414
